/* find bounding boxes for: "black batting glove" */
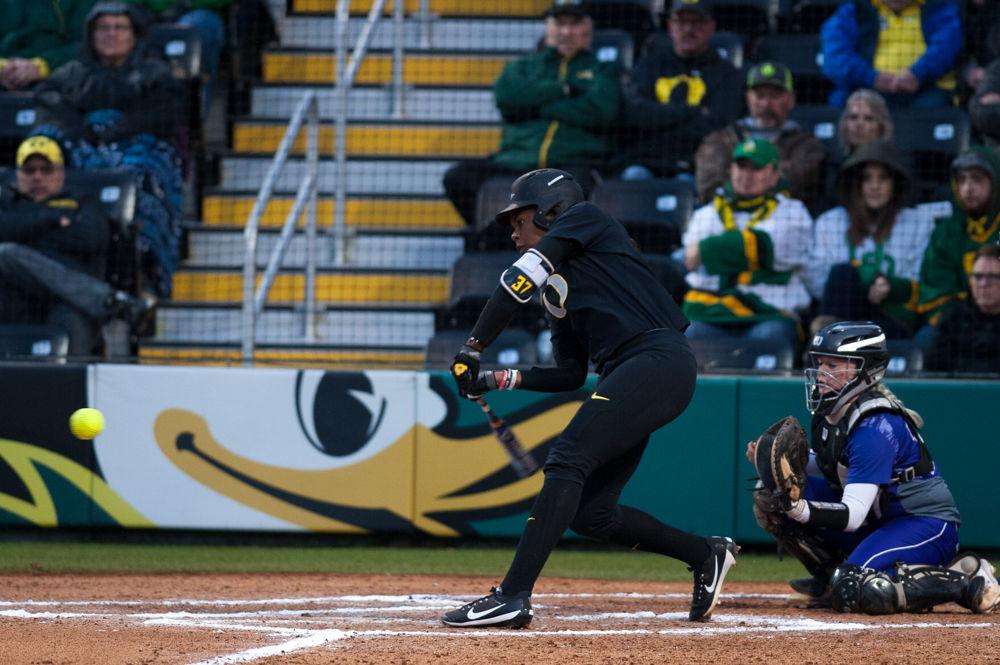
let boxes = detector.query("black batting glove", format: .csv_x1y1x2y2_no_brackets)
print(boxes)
451,344,481,399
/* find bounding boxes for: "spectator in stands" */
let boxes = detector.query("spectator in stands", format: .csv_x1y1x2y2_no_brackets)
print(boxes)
695,61,826,209
806,140,934,338
970,61,1000,149
125,0,233,118
925,243,1000,373
960,0,1000,95
442,0,619,234
917,146,1000,345
613,0,742,183
0,136,151,356
32,1,185,297
820,0,962,109
682,139,812,348
0,1,96,91
837,89,893,160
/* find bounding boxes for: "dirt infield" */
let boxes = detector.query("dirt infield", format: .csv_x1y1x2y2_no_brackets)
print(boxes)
1,573,997,665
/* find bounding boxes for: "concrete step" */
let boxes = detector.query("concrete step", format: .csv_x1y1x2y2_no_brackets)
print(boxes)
218,157,451,195
153,305,435,348
282,16,539,51
262,50,509,85
252,86,498,122
231,121,498,157
201,194,464,230
138,343,426,369
185,227,463,270
289,0,549,17
171,268,449,306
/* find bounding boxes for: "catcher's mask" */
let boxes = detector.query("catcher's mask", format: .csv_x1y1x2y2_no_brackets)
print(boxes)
805,321,888,416
495,168,584,231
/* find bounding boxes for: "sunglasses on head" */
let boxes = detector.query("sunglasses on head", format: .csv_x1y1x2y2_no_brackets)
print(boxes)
19,163,57,175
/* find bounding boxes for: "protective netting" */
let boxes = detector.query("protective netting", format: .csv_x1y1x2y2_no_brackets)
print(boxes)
1,0,997,377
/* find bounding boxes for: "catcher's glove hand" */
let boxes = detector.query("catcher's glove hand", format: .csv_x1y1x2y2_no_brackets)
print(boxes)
752,415,809,513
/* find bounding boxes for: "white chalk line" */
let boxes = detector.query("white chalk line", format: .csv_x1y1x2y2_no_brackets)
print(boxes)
2,593,995,665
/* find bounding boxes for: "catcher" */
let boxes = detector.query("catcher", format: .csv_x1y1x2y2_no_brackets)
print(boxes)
747,320,1000,615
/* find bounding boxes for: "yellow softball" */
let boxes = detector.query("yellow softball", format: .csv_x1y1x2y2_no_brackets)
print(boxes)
69,408,105,440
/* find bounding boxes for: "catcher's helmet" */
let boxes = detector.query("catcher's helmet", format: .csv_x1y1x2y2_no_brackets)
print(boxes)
495,168,584,230
805,321,889,415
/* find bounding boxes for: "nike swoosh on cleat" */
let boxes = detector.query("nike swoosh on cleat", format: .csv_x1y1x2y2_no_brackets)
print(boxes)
467,605,510,620
591,393,610,401
704,556,720,593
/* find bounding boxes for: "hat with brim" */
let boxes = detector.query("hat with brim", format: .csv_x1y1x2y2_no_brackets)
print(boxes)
747,61,794,92
732,138,778,168
544,0,589,18
16,136,64,167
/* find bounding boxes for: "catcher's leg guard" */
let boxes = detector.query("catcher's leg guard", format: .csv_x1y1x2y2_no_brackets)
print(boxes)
753,487,843,582
830,564,901,614
831,561,988,615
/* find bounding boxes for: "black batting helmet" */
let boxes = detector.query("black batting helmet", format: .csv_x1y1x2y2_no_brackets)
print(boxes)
495,168,584,230
805,321,889,416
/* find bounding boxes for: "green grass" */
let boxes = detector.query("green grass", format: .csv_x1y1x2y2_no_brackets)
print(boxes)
0,538,806,580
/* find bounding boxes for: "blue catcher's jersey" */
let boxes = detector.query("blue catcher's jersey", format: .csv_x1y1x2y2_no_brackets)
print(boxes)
843,412,960,524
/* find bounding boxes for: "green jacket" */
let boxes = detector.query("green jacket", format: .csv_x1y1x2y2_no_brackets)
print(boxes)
491,46,619,171
0,0,97,73
125,0,231,15
918,145,1000,324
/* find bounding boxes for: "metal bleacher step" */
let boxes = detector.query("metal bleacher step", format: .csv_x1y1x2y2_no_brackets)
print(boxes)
251,87,498,122
138,343,427,369
281,16,540,51
185,227,464,270
262,50,508,85
288,0,549,17
200,193,464,230
171,268,449,306
218,157,452,195
231,121,499,158
153,303,436,348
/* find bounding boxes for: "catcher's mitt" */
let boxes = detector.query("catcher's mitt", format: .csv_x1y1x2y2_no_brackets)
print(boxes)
753,415,809,513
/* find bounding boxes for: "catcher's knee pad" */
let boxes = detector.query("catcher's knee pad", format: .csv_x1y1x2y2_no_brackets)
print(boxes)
830,564,899,614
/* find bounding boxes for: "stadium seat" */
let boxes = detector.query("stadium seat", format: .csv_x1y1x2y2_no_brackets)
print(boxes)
588,178,695,253
640,31,744,69
592,28,636,71
60,169,141,296
642,253,689,306
443,251,545,331
583,0,659,47
688,336,796,372
886,339,924,377
0,92,36,163
752,34,830,105
0,324,69,361
146,23,203,81
710,0,778,39
471,175,518,251
783,0,841,34
424,328,539,369
891,107,970,203
789,103,841,155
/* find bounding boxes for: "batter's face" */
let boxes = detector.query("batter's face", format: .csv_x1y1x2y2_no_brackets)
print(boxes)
509,208,547,253
812,355,859,394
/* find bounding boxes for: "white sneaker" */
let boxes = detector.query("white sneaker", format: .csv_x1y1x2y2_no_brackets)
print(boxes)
970,559,1000,614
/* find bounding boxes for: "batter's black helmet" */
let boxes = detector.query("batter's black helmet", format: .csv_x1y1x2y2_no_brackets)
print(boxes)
805,321,889,415
495,168,584,230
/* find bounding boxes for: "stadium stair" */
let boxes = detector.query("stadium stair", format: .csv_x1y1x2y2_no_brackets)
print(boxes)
139,0,549,367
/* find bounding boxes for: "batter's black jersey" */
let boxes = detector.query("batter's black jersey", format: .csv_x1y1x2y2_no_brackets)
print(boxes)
541,202,689,367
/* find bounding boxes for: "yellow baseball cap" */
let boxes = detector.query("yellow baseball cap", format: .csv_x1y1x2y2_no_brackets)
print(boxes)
16,136,64,167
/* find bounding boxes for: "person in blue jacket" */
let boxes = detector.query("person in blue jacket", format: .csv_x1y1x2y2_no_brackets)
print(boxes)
820,0,962,109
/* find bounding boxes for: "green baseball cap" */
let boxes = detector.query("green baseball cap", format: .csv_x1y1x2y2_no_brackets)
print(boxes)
747,61,794,92
732,138,779,168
